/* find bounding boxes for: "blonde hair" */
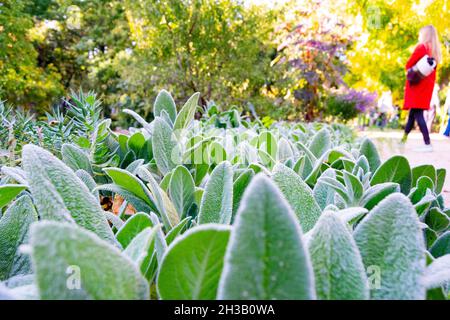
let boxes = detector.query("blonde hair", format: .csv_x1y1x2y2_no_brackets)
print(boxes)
419,25,442,64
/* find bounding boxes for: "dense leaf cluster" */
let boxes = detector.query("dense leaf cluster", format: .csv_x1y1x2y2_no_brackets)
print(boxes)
0,90,449,300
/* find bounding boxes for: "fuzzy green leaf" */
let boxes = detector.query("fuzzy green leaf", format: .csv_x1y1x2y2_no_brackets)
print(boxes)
218,174,315,300
30,221,149,300
154,89,177,123
425,208,450,233
0,185,27,209
0,196,37,280
309,128,331,158
370,155,412,194
313,169,336,210
152,117,179,175
435,168,446,194
123,226,159,268
22,144,115,244
61,143,92,174
430,231,450,258
158,224,230,299
127,132,146,156
308,211,369,300
231,169,254,223
165,217,191,245
354,193,426,299
412,165,436,188
272,163,322,232
116,213,153,248
360,182,400,210
173,92,200,131
169,165,195,219
104,167,154,206
198,161,233,225
422,255,450,289
359,138,381,172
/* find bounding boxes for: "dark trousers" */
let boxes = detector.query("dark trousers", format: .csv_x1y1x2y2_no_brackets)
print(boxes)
404,109,430,145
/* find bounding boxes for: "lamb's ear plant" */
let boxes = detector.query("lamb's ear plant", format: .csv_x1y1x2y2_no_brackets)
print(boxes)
429,231,450,258
137,166,180,229
0,195,37,280
22,144,116,245
272,163,321,232
30,221,149,300
354,193,426,300
422,255,450,290
370,155,412,194
75,169,99,199
96,167,157,214
152,117,179,175
1,89,449,301
0,184,27,209
218,174,315,300
198,161,233,225
115,213,153,248
359,138,381,172
307,211,369,300
435,168,446,194
169,165,196,219
231,168,254,222
308,128,331,158
1,166,28,186
61,143,93,174
154,89,177,124
123,223,163,277
173,92,200,132
158,224,230,299
313,168,336,210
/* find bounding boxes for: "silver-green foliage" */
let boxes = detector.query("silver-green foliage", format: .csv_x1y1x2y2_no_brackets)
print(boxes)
116,213,153,248
154,90,177,123
313,168,336,210
309,128,331,158
218,174,315,300
173,92,199,131
22,144,116,245
0,185,27,209
152,117,179,175
158,224,230,299
272,163,321,232
30,221,149,300
198,161,233,225
371,155,412,194
169,165,195,219
308,211,369,300
354,193,426,299
0,195,37,280
61,143,92,174
359,138,381,172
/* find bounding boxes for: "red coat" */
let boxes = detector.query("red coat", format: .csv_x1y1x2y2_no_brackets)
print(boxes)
403,43,436,110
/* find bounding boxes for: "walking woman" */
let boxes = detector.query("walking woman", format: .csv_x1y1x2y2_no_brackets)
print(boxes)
402,25,442,152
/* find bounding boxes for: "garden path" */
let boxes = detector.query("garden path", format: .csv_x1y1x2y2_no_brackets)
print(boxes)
358,130,450,206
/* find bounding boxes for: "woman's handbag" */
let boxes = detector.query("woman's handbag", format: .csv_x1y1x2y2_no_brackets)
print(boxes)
407,55,436,85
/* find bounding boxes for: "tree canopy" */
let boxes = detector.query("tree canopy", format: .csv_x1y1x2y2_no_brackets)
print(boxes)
0,0,449,121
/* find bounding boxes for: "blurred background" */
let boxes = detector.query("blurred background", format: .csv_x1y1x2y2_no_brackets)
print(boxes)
0,0,449,130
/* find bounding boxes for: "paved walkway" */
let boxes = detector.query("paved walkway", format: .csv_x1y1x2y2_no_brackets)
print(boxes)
358,129,450,206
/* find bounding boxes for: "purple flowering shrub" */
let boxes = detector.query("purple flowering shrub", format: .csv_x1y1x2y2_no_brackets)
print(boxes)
326,88,377,122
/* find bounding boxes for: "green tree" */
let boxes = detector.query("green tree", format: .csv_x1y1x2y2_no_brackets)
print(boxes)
120,0,277,117
28,0,131,115
346,0,450,104
0,0,63,111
